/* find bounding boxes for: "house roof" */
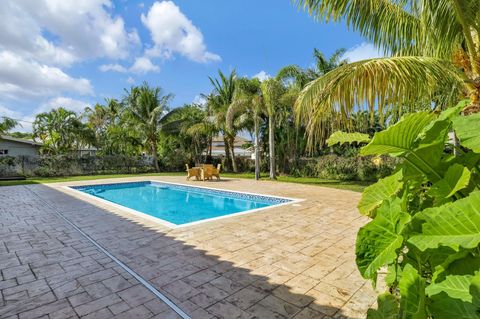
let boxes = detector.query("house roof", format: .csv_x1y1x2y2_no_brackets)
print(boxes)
0,135,43,146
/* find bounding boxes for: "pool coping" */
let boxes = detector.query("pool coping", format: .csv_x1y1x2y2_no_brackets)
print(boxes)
63,180,304,229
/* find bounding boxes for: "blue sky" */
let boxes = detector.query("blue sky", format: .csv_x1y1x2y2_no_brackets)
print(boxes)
0,0,381,131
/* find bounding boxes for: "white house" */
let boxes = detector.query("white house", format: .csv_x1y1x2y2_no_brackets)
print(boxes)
0,135,42,156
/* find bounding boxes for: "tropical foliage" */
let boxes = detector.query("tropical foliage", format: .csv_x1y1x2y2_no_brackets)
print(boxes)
0,117,18,135
344,100,480,318
295,0,480,148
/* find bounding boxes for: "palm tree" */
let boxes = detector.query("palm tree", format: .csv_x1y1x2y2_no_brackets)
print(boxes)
277,48,347,88
0,117,18,135
123,83,174,172
295,0,479,148
227,77,264,180
261,78,285,179
208,70,238,172
33,108,92,154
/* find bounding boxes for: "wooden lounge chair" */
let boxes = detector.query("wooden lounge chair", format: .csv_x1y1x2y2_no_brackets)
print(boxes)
186,164,201,180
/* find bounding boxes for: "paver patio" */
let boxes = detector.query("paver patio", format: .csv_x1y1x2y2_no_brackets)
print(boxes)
0,176,377,318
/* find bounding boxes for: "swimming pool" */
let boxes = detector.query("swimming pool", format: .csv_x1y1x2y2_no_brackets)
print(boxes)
70,181,295,227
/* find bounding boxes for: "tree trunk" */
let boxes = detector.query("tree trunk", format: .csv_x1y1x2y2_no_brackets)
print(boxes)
229,135,238,173
254,116,260,180
152,139,160,172
269,116,276,179
223,136,231,171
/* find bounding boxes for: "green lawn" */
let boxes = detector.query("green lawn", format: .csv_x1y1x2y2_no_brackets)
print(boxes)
0,172,370,192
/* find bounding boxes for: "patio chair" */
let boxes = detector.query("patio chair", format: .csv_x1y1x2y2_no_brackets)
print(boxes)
211,164,221,180
201,164,214,181
186,164,201,181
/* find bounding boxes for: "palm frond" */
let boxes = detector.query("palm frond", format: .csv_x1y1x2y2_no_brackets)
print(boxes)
296,0,425,56
295,56,465,148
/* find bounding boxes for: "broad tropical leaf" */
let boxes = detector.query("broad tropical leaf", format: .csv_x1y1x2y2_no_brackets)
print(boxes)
367,293,399,319
427,275,480,319
356,198,410,280
428,164,471,201
427,275,473,301
361,112,435,156
358,170,403,216
399,264,426,319
452,113,480,153
326,131,371,146
409,192,480,251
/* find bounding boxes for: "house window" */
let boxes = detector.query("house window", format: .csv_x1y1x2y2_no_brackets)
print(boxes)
0,149,8,155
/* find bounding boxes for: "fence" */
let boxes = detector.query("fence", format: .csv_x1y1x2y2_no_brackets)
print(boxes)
0,155,156,177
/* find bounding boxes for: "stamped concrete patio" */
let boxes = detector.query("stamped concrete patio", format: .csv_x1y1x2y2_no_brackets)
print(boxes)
0,176,377,318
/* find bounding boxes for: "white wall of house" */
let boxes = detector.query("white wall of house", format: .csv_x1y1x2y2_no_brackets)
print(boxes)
0,139,40,156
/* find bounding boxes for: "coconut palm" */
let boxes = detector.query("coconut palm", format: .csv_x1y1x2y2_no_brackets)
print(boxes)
33,108,93,154
261,78,286,179
123,83,174,172
277,48,347,88
0,117,18,135
295,0,479,148
208,70,239,172
227,77,264,180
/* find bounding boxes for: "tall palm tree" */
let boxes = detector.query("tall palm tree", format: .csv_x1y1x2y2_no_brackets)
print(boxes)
277,48,347,88
295,0,479,148
208,70,238,172
0,117,18,135
227,77,264,179
261,78,285,179
123,83,174,172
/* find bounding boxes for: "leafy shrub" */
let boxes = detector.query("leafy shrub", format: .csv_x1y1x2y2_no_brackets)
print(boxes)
293,155,397,181
353,101,480,318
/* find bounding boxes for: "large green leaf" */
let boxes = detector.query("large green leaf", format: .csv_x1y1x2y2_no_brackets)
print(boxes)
358,171,403,217
427,275,480,319
326,131,371,146
428,164,471,201
452,113,480,153
361,112,435,156
402,118,450,182
426,275,473,301
399,264,426,319
367,293,399,319
356,198,410,281
409,191,480,251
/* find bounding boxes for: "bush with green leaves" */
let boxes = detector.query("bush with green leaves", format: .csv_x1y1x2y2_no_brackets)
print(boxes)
344,100,480,318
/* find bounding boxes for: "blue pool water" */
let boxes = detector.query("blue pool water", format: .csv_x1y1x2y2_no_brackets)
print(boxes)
72,181,291,225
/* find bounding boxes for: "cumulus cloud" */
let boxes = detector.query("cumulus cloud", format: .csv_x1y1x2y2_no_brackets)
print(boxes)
99,64,128,73
126,77,136,84
141,1,220,63
35,97,91,115
0,0,139,66
99,58,160,74
342,42,384,62
0,51,93,98
129,57,160,74
253,71,270,82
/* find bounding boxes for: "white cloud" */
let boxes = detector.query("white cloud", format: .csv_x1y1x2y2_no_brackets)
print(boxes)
0,0,139,66
129,57,160,74
37,97,91,114
342,42,384,62
0,51,93,98
193,95,207,106
141,1,220,63
126,77,136,84
99,64,128,73
253,71,270,82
